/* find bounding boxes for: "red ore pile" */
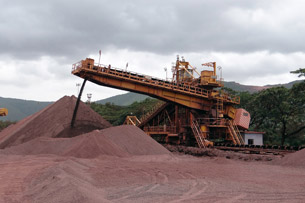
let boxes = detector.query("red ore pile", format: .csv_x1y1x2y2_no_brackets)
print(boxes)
1,125,170,158
0,96,111,149
279,148,305,168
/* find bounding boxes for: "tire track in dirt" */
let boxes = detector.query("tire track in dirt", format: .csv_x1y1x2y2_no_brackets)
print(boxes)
145,170,169,193
169,172,209,202
109,169,169,201
214,194,247,203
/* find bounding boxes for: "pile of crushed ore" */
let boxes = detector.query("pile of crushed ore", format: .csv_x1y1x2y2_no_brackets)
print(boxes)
279,148,305,168
0,96,111,149
1,125,170,158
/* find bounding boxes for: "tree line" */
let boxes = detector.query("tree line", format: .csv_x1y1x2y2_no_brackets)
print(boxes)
235,68,305,146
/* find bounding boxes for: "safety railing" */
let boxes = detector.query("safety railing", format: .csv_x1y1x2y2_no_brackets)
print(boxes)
143,126,176,134
72,61,82,71
212,91,240,105
198,117,227,126
220,92,240,104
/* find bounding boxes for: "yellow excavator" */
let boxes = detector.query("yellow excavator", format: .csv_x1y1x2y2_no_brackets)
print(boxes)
0,108,8,117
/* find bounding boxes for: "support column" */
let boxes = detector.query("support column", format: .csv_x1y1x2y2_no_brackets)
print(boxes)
71,79,87,128
175,105,179,133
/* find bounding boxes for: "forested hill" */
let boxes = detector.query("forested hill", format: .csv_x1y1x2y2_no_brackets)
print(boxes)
95,92,149,106
0,97,52,121
224,80,302,93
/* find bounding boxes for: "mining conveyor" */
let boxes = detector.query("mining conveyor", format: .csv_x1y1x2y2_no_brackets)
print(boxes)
72,56,249,147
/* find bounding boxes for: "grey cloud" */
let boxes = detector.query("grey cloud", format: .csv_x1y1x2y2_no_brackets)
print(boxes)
0,0,304,61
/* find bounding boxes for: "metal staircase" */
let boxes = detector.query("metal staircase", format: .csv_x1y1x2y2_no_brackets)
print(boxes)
227,120,244,145
138,102,168,127
190,114,208,148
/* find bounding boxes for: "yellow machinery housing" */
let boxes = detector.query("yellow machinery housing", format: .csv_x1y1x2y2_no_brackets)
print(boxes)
0,108,8,117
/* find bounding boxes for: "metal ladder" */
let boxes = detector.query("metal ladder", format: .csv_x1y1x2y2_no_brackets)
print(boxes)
227,120,244,145
190,115,207,148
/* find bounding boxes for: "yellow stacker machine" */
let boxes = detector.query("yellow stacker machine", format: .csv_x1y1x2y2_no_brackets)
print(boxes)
71,56,250,148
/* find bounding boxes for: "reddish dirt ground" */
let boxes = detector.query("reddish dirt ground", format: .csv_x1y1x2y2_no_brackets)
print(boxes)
0,151,305,202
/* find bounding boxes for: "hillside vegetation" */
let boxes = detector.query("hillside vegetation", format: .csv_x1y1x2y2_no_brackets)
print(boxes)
90,98,159,126
0,121,15,132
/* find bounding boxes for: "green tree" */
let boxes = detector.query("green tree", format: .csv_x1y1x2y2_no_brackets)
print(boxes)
248,84,305,146
290,68,305,77
286,81,305,145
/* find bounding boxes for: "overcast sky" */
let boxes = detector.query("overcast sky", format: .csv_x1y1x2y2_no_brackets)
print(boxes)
1,0,304,102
